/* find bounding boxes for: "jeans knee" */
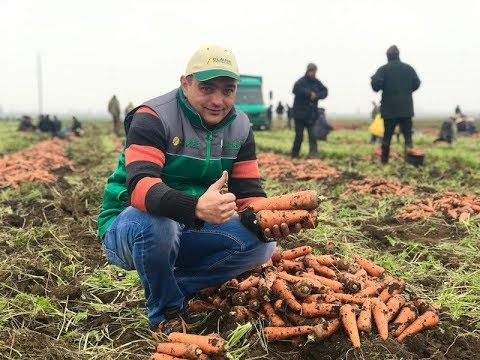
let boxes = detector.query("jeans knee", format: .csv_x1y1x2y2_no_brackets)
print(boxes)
139,214,183,253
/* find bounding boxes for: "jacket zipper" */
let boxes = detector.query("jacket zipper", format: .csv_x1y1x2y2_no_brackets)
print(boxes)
201,131,213,178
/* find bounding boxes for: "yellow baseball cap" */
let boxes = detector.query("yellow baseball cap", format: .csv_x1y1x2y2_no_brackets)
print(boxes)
185,45,240,81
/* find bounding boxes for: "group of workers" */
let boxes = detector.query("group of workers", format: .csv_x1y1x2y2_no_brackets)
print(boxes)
18,114,83,138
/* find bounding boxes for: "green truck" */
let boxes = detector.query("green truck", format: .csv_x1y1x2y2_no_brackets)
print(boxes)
235,74,271,130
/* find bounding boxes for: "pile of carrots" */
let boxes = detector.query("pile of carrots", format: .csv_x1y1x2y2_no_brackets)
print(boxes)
243,190,320,231
0,138,74,188
187,246,440,349
150,332,228,359
363,146,403,162
257,153,339,181
341,177,415,199
397,191,480,221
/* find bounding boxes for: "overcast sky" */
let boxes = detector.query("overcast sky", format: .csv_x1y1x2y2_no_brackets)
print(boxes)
1,0,480,117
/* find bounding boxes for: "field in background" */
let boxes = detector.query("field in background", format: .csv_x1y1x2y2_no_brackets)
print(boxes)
0,120,479,359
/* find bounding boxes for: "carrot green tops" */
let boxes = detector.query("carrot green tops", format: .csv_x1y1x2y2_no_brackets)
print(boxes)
97,88,266,240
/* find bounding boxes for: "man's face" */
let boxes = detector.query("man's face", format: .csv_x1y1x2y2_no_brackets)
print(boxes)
181,76,237,126
307,69,317,79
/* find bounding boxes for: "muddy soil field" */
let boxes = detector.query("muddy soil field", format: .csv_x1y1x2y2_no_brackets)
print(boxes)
0,124,479,359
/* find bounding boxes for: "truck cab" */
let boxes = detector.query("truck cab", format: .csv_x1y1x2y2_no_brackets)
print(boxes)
235,74,271,130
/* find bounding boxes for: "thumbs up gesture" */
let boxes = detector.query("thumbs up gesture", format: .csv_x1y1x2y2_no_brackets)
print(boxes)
195,171,237,224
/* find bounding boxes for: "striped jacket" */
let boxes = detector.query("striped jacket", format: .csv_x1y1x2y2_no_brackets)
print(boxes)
97,88,265,240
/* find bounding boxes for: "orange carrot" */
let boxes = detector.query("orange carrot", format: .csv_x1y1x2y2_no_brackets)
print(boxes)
301,302,341,318
337,276,362,294
340,304,361,348
385,295,406,322
150,353,188,360
167,333,228,355
263,326,313,341
229,305,254,321
285,274,329,294
246,190,319,212
334,258,351,271
357,283,384,297
188,300,218,313
304,293,339,304
331,293,367,305
396,310,439,342
262,302,286,326
378,278,406,303
277,259,305,272
256,209,316,230
237,275,260,291
273,299,285,311
304,254,336,278
356,298,373,333
271,279,302,311
315,254,338,266
293,280,312,298
390,302,418,337
156,342,202,359
354,268,368,280
371,298,389,341
286,312,310,326
411,294,431,314
352,254,385,277
281,245,313,260
298,272,343,292
310,318,341,341
270,248,282,263
276,271,305,284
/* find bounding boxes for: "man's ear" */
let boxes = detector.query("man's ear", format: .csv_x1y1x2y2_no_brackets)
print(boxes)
180,75,188,94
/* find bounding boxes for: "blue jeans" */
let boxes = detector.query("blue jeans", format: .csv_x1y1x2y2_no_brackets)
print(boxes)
102,206,276,326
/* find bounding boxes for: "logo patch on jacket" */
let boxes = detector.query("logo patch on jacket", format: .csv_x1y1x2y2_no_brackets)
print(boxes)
172,136,181,146
185,139,201,148
222,141,241,149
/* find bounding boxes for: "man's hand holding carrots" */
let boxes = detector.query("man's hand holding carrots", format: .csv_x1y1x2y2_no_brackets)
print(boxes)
195,171,237,224
264,222,302,239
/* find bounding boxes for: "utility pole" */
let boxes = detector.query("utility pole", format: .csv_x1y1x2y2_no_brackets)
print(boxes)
37,52,43,116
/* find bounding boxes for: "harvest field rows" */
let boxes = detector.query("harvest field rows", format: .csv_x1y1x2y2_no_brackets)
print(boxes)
0,119,479,359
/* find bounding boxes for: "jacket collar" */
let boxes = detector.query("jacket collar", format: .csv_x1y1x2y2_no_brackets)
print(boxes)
177,88,237,131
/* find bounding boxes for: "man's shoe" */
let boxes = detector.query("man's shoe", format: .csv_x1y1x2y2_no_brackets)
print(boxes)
151,306,203,335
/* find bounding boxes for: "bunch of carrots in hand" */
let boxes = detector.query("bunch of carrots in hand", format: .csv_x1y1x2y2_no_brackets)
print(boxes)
187,246,440,350
241,190,321,233
150,332,228,359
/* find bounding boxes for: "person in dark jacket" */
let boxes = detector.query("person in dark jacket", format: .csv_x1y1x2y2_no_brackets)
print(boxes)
38,114,54,133
275,101,285,121
286,104,293,130
371,45,421,163
291,63,328,158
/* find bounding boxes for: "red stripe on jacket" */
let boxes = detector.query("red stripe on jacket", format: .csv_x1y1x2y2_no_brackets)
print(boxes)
131,177,162,211
125,144,166,166
136,106,159,117
231,159,260,179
